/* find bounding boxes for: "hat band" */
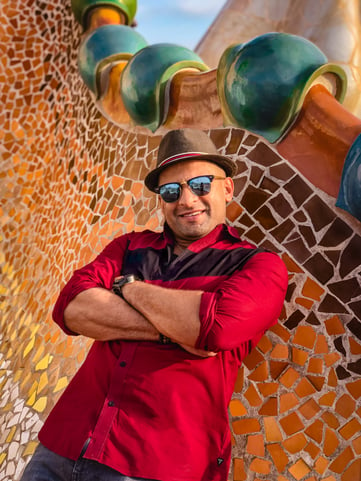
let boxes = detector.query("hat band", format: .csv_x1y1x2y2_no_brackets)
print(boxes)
159,151,209,168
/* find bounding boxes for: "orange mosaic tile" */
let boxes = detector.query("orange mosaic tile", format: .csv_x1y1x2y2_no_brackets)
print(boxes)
244,384,262,407
256,335,273,353
279,366,300,387
325,315,346,335
349,336,361,354
324,352,341,367
324,427,339,456
266,444,289,473
242,348,264,370
293,325,317,349
280,412,304,436
292,347,308,366
329,446,355,474
264,417,283,442
270,361,289,380
306,374,325,391
288,459,311,480
281,253,304,273
248,361,268,381
339,417,361,440
280,392,299,413
249,458,271,475
305,419,324,444
246,434,265,456
299,398,321,420
335,393,356,418
322,411,340,429
269,323,291,342
226,201,243,221
295,377,316,397
314,334,329,354
270,344,289,359
346,379,361,399
233,458,246,481
318,391,337,406
229,399,247,417
341,459,361,481
257,382,279,397
352,434,361,455
304,441,320,459
301,277,325,301
328,368,338,387
259,397,278,416
307,357,324,374
314,456,329,475
232,418,261,435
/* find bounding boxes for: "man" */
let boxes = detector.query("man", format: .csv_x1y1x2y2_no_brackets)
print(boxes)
21,129,288,481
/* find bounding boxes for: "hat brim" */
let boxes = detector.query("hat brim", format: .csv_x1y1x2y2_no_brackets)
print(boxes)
145,153,237,192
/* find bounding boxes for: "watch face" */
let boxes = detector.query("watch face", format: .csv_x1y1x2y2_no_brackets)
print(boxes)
112,274,139,296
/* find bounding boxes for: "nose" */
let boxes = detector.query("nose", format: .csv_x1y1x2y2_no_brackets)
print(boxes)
178,182,199,205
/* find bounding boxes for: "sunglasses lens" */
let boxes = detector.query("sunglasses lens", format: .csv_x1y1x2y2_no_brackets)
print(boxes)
188,176,212,196
159,183,181,203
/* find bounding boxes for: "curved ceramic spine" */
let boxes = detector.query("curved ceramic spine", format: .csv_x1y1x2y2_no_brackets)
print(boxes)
71,0,137,28
120,43,209,132
217,32,347,143
78,24,147,98
336,134,361,221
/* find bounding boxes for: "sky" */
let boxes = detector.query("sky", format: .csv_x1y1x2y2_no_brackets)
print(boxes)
135,0,226,51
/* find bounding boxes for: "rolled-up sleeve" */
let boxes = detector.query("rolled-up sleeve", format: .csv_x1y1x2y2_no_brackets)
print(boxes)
196,251,288,351
52,235,129,334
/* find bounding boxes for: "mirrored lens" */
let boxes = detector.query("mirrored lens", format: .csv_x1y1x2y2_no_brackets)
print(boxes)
159,183,181,202
188,176,212,196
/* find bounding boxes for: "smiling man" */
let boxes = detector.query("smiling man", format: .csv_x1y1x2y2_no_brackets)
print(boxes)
21,129,288,481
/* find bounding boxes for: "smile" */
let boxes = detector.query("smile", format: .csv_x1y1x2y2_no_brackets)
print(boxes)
179,210,205,218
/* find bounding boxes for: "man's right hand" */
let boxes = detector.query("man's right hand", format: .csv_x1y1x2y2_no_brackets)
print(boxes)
178,343,217,358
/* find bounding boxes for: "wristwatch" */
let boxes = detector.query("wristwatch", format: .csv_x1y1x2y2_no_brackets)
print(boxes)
112,274,140,298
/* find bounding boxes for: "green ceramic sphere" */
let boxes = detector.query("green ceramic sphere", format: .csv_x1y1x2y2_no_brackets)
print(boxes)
121,43,208,131
78,24,147,97
71,0,137,28
217,32,346,143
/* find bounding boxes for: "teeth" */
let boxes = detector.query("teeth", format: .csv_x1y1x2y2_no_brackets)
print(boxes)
183,211,202,217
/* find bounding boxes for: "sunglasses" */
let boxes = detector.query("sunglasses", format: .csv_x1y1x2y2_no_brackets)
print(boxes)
154,175,225,203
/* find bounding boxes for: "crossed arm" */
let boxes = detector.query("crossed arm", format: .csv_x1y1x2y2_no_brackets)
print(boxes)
64,282,208,354
62,251,288,355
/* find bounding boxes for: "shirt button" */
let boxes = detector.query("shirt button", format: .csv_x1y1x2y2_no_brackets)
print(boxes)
108,401,115,407
119,361,127,367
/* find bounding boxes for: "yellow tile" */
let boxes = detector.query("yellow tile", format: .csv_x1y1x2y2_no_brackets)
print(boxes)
23,337,35,358
37,372,48,393
33,396,47,413
0,453,6,466
23,441,39,457
54,376,68,393
26,391,36,407
5,426,16,443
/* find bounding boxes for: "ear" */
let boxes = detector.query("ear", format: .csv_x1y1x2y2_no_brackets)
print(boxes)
224,177,234,202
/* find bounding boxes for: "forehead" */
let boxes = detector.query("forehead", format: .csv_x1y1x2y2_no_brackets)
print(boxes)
158,160,225,184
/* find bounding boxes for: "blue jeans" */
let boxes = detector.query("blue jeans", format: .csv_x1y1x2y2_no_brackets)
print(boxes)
20,444,158,481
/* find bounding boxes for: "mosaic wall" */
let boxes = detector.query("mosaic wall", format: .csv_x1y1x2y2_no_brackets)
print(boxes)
0,1,361,481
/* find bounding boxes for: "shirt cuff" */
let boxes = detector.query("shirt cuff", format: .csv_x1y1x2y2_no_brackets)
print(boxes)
195,291,218,350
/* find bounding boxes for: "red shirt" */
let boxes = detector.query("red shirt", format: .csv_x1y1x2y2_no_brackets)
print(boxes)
39,224,288,481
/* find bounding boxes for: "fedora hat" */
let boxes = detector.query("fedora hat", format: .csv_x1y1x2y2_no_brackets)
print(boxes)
145,129,237,192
